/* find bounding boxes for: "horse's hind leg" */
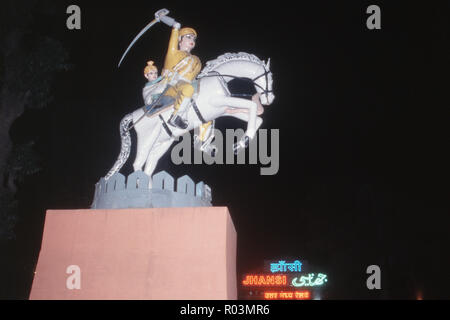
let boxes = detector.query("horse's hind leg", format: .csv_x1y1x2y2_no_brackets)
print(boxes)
144,139,174,178
133,125,162,172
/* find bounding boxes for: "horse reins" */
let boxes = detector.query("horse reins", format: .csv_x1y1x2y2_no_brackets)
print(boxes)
198,68,273,101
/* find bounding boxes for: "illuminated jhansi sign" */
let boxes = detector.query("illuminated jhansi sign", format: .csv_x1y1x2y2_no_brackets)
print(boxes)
242,258,328,299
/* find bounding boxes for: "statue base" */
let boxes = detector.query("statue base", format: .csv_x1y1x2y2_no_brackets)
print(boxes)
29,207,237,300
91,171,212,209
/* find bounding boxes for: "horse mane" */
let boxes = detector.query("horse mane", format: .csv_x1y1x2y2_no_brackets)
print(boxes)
198,52,265,78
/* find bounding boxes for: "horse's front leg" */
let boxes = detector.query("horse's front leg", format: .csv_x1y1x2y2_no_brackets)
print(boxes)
211,95,258,139
224,112,263,154
218,93,263,153
225,113,263,131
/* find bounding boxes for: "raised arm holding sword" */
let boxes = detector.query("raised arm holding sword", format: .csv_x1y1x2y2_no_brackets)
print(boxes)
118,8,202,130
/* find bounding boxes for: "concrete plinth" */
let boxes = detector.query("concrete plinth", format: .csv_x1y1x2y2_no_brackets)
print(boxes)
29,207,237,300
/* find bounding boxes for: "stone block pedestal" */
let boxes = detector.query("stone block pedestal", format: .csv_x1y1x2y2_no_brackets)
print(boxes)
29,207,237,300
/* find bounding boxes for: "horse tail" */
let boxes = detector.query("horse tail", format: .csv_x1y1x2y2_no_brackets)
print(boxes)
104,113,133,180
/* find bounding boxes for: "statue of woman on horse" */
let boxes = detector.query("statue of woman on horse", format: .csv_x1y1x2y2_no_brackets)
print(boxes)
107,8,275,182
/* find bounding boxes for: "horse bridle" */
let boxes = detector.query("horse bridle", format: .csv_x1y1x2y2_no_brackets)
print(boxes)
199,66,273,102
251,67,273,102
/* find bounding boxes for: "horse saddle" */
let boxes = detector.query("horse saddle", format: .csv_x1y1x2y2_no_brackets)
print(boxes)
143,80,200,118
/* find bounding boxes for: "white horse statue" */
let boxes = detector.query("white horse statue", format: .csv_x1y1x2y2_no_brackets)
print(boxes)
105,52,275,182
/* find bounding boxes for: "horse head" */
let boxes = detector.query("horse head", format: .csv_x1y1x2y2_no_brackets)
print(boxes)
254,57,275,106
198,52,275,106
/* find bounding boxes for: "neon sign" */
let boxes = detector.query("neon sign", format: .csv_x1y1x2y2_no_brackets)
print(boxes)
264,290,311,300
241,258,328,300
292,273,328,287
270,260,302,273
242,274,287,286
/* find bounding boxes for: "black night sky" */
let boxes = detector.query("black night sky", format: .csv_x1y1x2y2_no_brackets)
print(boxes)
1,0,449,300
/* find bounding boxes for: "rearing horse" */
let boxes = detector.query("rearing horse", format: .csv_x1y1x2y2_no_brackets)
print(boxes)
105,52,275,181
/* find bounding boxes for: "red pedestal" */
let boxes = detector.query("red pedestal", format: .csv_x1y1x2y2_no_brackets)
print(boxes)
29,207,237,300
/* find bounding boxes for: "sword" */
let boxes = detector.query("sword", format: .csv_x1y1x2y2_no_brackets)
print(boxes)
117,8,170,67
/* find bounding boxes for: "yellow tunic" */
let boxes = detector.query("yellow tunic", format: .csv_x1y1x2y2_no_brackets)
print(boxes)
163,27,201,82
162,27,202,114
